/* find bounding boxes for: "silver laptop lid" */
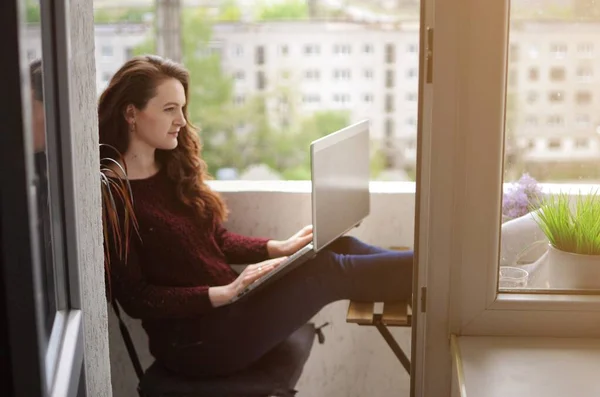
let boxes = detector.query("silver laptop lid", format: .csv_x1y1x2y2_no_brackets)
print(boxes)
310,119,371,252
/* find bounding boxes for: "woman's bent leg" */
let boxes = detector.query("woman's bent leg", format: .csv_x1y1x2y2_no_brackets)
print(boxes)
327,235,395,256
164,244,413,377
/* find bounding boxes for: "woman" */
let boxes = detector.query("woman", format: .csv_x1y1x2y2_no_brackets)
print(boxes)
99,55,413,378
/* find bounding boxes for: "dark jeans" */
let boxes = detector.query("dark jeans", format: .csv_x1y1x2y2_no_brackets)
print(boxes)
165,236,413,377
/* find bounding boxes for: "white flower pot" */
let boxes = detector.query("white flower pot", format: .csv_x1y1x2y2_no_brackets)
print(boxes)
547,245,600,289
500,210,548,267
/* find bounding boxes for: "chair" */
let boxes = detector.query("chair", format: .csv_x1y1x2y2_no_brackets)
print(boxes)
112,301,321,397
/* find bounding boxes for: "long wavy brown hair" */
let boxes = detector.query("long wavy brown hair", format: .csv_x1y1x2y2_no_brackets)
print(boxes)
98,55,228,224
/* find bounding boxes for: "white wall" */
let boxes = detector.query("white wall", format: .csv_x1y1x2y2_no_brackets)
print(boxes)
109,184,416,397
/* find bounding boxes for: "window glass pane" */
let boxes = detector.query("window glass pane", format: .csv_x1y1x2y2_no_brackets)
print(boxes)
24,0,58,338
501,3,600,293
92,1,420,181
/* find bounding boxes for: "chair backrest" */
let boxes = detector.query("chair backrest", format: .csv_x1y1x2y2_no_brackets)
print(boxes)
111,300,145,391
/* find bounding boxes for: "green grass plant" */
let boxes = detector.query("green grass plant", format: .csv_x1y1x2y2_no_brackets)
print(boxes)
533,191,600,256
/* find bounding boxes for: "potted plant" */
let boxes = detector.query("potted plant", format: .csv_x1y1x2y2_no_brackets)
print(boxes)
100,144,139,298
534,190,600,289
500,173,547,267
502,173,543,222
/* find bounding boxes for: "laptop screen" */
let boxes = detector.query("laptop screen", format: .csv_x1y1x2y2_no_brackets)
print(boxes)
310,120,371,252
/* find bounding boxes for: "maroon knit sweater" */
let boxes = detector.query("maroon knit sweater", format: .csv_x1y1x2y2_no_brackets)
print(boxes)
109,167,270,358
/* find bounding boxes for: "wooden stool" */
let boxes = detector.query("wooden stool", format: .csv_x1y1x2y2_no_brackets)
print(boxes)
346,246,413,373
346,300,412,373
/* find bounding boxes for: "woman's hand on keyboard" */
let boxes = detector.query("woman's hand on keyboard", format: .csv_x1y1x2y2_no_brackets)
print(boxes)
209,257,287,307
267,225,313,258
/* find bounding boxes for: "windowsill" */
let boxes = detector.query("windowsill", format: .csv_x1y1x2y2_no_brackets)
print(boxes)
453,335,600,397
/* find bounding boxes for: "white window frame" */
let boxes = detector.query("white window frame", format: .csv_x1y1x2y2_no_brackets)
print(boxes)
425,0,600,340
416,0,600,395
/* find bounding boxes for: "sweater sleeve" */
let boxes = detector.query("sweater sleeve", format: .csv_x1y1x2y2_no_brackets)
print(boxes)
214,223,270,264
109,245,214,319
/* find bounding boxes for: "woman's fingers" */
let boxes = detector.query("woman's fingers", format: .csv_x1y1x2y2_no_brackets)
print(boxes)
244,264,274,285
243,257,287,285
301,233,313,243
297,225,313,237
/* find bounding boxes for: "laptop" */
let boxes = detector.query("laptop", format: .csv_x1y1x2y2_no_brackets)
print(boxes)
228,119,371,304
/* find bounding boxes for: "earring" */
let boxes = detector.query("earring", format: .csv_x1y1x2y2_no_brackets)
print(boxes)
129,120,136,133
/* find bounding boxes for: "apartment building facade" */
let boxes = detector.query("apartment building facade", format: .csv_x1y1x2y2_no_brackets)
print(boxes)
23,19,600,178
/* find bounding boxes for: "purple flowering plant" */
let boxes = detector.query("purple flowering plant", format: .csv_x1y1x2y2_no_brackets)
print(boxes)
502,173,543,221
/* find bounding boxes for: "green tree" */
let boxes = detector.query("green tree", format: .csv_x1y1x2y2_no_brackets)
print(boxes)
133,8,357,179
178,10,267,174
219,0,242,21
25,0,40,23
257,0,308,20
94,7,151,23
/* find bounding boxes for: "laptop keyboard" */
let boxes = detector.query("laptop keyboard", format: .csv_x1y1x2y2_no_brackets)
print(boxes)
278,244,313,267
237,244,314,298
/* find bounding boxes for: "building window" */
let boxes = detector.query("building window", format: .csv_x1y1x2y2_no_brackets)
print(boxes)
333,69,351,81
303,44,320,55
576,66,594,81
385,118,395,139
577,43,594,57
406,68,417,79
364,94,374,103
206,45,222,57
124,47,134,60
574,138,589,149
550,43,567,58
547,115,564,126
304,70,320,80
548,91,564,103
333,44,351,55
528,68,539,81
257,71,266,90
363,44,374,53
233,95,246,105
234,71,245,81
279,45,289,56
302,94,321,104
547,138,562,149
385,94,394,113
406,117,417,126
576,114,590,127
576,91,592,105
386,70,394,88
526,91,539,104
525,115,538,126
255,45,265,65
364,69,374,79
406,92,417,102
101,45,113,58
407,43,418,54
549,67,565,81
232,44,244,57
101,72,112,83
333,94,351,106
385,43,395,64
